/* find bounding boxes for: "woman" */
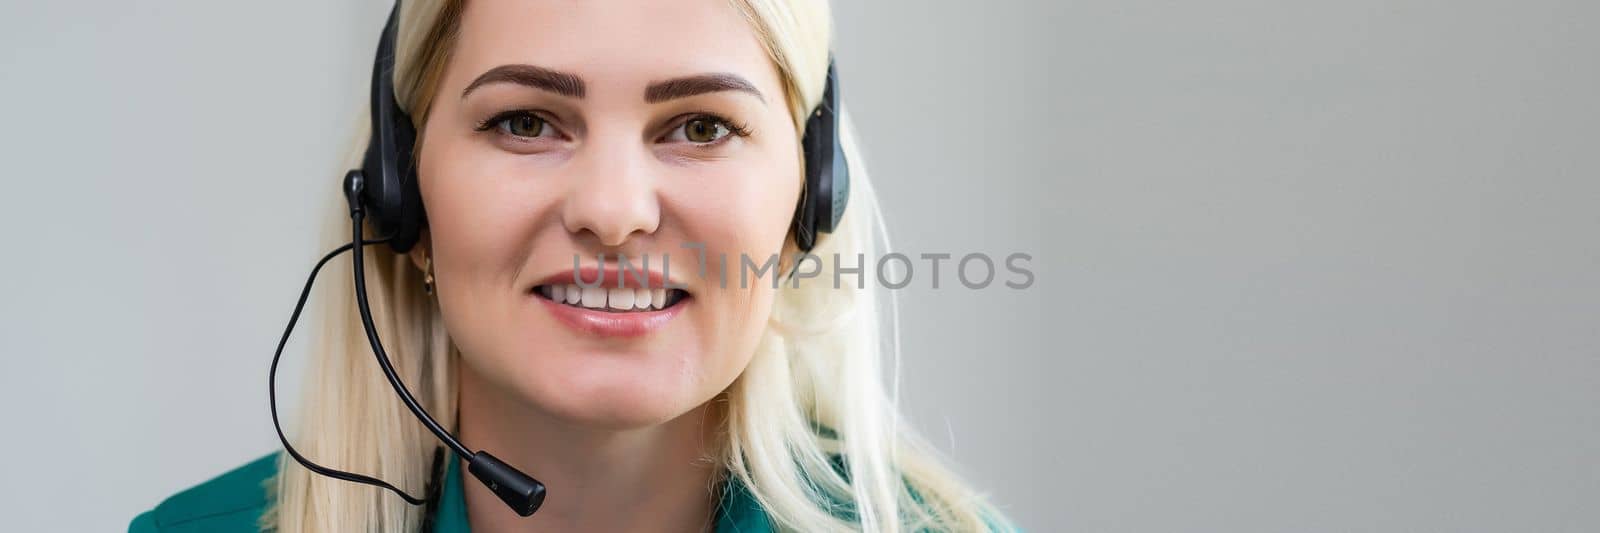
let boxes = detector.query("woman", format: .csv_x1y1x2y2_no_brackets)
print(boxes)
131,0,1013,531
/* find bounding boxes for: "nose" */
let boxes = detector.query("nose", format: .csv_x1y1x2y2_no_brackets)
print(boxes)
560,135,661,247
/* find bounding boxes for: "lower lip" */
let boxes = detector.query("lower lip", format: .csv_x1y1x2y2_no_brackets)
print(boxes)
534,293,687,337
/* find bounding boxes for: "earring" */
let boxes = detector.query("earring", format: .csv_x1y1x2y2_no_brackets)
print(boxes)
423,255,435,295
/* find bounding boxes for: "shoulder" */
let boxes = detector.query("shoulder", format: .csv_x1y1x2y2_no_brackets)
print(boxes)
129,453,279,533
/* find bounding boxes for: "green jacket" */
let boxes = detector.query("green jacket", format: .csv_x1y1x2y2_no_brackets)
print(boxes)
128,453,773,532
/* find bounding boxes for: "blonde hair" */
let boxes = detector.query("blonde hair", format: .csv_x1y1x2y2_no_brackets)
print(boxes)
266,1,1010,531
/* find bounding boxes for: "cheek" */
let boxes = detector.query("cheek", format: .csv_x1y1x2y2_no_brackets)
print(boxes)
674,141,803,260
420,135,545,254
415,131,545,377
666,147,802,380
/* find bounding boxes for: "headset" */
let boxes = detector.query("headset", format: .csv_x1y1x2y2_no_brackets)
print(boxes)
268,0,850,520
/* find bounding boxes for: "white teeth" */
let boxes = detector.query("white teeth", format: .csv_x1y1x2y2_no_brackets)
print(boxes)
542,283,681,312
607,287,634,310
580,286,606,308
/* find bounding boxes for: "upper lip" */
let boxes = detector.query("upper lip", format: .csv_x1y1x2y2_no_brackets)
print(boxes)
532,265,687,292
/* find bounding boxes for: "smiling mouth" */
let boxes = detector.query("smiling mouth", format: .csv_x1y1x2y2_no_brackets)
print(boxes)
533,284,689,313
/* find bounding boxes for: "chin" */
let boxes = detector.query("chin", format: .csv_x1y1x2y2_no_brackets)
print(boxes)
514,356,719,431
534,387,706,431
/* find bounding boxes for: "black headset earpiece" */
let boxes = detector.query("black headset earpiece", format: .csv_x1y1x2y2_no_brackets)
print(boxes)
359,2,425,253
795,58,850,253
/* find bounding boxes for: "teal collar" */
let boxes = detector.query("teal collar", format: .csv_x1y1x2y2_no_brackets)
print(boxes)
431,455,772,533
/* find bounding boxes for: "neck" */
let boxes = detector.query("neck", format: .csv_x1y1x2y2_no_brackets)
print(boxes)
455,363,724,533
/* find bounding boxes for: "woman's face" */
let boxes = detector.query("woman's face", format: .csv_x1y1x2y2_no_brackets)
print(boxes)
413,0,800,429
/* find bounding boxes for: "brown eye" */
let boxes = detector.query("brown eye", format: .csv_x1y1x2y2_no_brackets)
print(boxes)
496,113,548,138
682,117,729,143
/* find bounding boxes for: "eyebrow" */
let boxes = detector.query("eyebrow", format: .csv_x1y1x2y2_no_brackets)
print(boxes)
461,64,765,105
461,64,586,99
644,73,765,104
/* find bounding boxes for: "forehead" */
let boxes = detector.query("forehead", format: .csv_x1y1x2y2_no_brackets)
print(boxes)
447,0,781,100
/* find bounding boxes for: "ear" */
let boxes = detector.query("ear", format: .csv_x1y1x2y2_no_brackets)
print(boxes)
406,228,432,273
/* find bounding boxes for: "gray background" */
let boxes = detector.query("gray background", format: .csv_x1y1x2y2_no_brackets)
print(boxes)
1,1,1596,531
